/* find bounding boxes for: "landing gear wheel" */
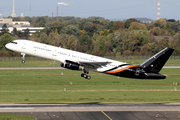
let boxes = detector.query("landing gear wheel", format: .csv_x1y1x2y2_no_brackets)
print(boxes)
81,73,85,77
86,76,91,80
21,60,25,64
83,74,87,78
21,53,26,64
81,73,91,80
81,68,91,79
81,73,86,78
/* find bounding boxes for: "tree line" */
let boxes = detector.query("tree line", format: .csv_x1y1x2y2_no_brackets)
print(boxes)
0,16,180,57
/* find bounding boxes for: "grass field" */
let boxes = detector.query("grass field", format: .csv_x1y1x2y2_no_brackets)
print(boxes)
0,60,59,67
121,59,180,66
0,68,180,103
0,114,35,120
0,58,180,67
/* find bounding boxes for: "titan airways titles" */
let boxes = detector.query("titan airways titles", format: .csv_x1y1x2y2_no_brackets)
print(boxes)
6,40,174,80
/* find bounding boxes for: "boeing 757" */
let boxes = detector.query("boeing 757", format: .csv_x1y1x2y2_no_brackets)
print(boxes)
5,40,174,80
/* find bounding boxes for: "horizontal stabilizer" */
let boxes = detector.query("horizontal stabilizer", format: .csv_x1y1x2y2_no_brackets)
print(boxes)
140,48,174,73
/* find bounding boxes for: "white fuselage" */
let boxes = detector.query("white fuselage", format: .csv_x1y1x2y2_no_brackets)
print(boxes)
5,40,126,72
6,39,170,79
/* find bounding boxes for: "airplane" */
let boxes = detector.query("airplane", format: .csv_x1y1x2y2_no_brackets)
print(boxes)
5,39,174,80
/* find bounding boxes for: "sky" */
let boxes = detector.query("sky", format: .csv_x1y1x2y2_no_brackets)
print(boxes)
0,0,180,20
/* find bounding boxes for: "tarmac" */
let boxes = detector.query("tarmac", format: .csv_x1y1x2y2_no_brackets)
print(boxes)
1,103,180,120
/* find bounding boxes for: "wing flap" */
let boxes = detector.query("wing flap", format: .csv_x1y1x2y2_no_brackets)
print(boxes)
78,61,111,69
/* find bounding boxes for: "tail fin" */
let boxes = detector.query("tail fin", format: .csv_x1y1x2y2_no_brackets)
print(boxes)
140,48,174,73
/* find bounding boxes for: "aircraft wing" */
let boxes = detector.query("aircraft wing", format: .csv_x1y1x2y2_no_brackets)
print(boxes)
62,59,111,69
78,61,111,69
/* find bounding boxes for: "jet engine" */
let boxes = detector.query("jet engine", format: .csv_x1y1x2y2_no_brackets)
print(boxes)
60,60,81,70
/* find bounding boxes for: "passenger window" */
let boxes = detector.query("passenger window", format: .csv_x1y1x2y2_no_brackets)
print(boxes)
11,42,17,44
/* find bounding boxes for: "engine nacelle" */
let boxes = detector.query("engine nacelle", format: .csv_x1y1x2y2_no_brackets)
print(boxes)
61,60,80,70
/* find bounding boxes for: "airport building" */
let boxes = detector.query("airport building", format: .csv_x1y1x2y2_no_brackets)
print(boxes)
0,18,44,35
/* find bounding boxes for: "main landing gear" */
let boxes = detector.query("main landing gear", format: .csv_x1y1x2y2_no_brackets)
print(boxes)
21,53,26,64
81,68,91,80
81,73,91,80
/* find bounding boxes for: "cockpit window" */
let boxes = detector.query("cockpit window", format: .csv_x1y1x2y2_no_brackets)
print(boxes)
11,41,17,44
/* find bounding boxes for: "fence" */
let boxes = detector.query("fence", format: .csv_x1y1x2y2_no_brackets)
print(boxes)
0,56,180,61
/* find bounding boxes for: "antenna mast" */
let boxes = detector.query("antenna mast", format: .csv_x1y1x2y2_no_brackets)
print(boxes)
157,0,161,20
57,4,58,17
11,0,16,17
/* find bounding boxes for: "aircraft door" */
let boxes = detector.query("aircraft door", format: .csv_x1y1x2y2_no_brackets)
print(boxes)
52,48,57,56
22,43,26,49
34,46,39,55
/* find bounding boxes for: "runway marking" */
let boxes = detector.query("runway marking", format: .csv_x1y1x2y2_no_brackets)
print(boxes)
100,109,113,120
0,107,34,109
0,104,68,106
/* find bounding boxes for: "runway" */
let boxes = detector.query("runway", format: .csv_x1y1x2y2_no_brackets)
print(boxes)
1,103,180,112
0,66,179,69
1,103,180,120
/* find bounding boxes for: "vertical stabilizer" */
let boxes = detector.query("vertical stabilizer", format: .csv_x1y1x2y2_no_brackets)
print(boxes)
140,48,174,73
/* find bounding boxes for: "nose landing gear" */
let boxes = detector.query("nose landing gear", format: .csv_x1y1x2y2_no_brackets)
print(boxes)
21,53,26,64
21,60,25,64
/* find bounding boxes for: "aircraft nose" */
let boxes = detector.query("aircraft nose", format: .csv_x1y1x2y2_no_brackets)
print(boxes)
5,43,11,49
